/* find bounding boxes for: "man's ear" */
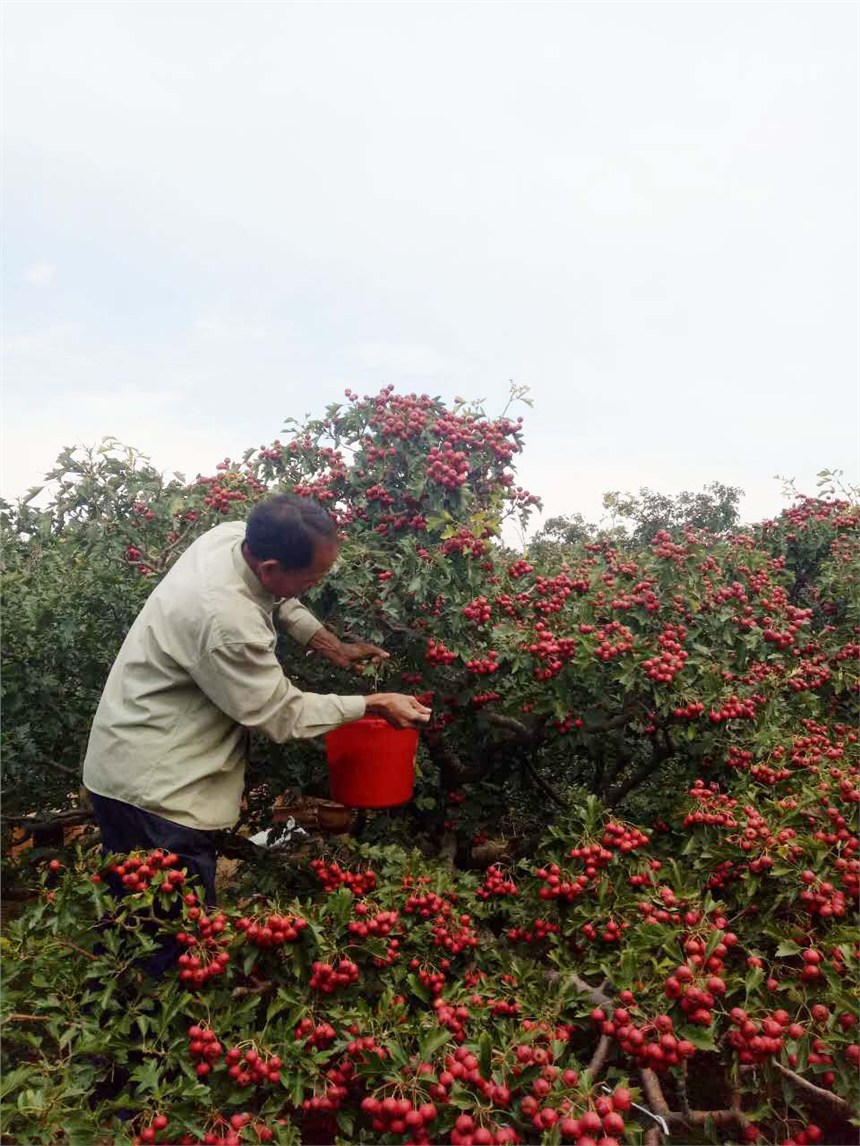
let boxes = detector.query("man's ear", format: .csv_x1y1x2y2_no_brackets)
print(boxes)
256,559,282,582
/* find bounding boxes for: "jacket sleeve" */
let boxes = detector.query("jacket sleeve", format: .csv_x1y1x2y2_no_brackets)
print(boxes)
189,640,365,742
273,599,324,646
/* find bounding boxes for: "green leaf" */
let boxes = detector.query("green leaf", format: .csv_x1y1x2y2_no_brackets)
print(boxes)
419,1028,452,1060
775,940,801,957
680,1026,718,1051
478,1031,493,1079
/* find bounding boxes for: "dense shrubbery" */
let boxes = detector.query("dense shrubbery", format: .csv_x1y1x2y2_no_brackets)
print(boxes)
1,388,858,1144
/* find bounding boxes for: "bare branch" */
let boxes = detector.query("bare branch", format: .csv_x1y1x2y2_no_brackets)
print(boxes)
588,1034,612,1077
773,1061,853,1117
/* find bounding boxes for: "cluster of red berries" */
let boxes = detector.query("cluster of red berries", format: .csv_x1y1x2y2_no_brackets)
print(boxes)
779,1123,824,1146
235,912,308,946
187,1025,223,1076
533,572,583,615
408,961,447,995
360,1095,439,1140
506,919,560,944
593,621,635,661
431,911,479,955
476,865,519,899
176,935,231,987
798,874,848,919
472,691,501,706
609,577,661,614
519,1082,630,1144
786,657,831,692
650,532,690,561
591,1006,695,1071
466,651,500,675
441,528,489,558
535,864,589,903
683,781,740,827
309,958,360,992
425,639,457,666
508,559,533,579
196,474,257,513
426,441,471,488
450,1112,519,1145
553,713,584,733
294,1018,337,1048
365,483,396,505
106,849,187,894
599,821,650,853
760,604,813,650
526,622,577,681
432,996,471,1041
348,903,399,939
403,887,448,917
581,918,629,945
708,694,760,722
224,1045,282,1088
310,858,377,896
726,1006,800,1065
641,623,688,683
463,596,492,624
442,1046,509,1107
134,1113,171,1144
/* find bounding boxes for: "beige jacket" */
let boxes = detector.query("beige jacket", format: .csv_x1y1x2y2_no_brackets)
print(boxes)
82,522,365,830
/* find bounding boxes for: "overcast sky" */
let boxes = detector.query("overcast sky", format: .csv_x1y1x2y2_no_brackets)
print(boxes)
2,1,858,537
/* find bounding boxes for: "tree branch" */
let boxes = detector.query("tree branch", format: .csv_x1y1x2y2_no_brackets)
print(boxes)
773,1061,853,1117
521,755,568,810
587,1034,612,1078
2,810,94,833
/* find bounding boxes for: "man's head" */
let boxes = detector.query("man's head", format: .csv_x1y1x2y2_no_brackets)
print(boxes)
243,494,339,599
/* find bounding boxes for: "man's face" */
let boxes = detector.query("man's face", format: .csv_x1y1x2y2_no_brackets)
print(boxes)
257,540,339,600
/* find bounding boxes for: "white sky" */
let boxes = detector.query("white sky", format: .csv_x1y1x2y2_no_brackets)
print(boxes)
2,1,858,536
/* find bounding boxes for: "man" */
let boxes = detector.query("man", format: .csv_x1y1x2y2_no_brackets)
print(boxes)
82,493,431,915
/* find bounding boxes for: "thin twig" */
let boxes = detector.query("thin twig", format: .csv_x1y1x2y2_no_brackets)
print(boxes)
677,1058,692,1118
1,1013,50,1023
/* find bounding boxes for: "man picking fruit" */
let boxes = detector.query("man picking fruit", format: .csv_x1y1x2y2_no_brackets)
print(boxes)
82,493,431,920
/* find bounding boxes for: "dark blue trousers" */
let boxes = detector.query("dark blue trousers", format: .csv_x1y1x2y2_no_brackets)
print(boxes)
87,791,220,976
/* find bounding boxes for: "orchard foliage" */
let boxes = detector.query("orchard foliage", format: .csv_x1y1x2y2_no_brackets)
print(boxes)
1,387,858,1143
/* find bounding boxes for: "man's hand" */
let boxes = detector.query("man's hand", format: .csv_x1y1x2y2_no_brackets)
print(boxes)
307,628,390,671
365,693,432,729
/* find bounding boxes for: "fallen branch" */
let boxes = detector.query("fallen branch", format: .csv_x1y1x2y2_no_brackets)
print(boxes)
773,1061,853,1117
2,809,94,833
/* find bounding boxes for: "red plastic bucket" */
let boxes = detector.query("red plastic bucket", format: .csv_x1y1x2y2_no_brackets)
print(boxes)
325,717,418,808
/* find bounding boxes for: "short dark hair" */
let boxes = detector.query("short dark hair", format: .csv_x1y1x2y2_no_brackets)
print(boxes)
245,494,338,570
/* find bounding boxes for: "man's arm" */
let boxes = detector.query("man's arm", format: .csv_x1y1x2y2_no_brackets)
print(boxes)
189,640,365,742
188,641,430,740
274,599,389,670
273,599,324,646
